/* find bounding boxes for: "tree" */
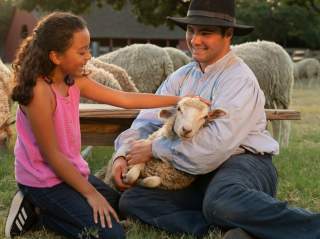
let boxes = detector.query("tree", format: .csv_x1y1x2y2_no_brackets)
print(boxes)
8,0,320,48
235,0,320,48
283,0,320,14
11,0,189,26
0,1,14,44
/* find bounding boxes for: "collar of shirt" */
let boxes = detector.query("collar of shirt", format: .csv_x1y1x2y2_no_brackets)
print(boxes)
194,50,236,75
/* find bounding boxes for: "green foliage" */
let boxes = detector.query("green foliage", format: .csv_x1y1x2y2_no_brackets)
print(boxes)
0,1,14,44
235,0,320,48
12,0,92,14
284,0,320,13
10,0,189,27
128,0,188,28
6,0,320,48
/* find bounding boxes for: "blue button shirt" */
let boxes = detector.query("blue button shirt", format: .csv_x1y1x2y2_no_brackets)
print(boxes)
113,50,279,175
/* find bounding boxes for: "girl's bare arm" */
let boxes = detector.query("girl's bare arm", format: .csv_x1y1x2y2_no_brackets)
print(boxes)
76,76,181,108
23,80,118,228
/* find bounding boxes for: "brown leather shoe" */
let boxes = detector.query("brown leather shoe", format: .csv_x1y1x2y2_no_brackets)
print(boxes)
223,228,256,239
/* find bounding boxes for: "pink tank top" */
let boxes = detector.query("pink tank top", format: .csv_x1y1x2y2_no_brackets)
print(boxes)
14,83,90,187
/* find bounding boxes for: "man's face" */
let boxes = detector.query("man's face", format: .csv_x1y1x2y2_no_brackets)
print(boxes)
186,25,232,70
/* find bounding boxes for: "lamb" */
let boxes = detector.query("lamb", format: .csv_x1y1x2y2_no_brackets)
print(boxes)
163,47,191,71
294,58,320,86
98,97,226,190
232,40,294,147
97,44,174,93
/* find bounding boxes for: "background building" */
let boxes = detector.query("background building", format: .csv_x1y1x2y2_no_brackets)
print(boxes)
0,3,186,62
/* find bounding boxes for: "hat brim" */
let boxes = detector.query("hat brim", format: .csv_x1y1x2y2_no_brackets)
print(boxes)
167,16,254,36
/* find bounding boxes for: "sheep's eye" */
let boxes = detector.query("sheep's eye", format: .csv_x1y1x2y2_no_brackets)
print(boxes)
177,107,181,112
203,115,208,120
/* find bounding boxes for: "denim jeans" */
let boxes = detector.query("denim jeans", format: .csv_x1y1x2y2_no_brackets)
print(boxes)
19,175,125,239
119,152,320,239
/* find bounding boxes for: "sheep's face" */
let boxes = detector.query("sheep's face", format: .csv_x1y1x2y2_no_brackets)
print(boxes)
174,103,208,138
159,98,227,139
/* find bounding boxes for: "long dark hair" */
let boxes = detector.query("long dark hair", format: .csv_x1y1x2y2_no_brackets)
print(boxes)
11,12,87,105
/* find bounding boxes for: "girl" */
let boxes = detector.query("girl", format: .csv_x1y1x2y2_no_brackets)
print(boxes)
5,12,182,239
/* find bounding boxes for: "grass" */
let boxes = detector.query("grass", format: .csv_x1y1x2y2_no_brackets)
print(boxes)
0,84,319,238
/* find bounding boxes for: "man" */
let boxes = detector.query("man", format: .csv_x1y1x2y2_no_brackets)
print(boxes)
111,0,320,239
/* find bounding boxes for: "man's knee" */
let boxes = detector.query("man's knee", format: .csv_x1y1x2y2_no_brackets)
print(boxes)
202,184,250,225
119,187,142,217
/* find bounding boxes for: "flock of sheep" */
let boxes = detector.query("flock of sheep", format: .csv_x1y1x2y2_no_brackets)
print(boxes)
1,41,319,185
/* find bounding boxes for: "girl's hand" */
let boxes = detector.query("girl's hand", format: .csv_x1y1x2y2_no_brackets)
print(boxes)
85,190,120,228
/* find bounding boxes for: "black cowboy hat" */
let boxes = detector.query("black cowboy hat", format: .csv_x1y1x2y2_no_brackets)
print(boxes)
167,0,254,36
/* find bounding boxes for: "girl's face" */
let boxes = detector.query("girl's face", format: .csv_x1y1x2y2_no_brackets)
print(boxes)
57,28,91,77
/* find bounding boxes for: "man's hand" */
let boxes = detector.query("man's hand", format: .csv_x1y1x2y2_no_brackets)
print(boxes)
127,139,153,165
111,157,131,191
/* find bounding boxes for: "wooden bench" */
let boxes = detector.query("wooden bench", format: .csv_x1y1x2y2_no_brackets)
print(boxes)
79,104,301,146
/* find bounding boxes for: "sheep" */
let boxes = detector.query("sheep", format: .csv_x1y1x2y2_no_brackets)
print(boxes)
97,44,174,93
88,58,138,92
0,59,14,146
80,61,122,103
163,47,191,71
232,40,294,147
97,97,227,190
0,59,12,97
293,58,320,86
0,89,11,143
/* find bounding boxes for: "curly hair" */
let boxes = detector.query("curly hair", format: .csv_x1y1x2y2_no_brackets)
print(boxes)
11,12,87,105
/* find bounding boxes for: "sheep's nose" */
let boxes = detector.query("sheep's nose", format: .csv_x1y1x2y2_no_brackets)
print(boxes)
182,127,192,135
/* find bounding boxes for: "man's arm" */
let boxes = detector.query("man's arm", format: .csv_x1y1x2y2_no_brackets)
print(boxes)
111,66,186,188
152,73,277,175
112,64,190,161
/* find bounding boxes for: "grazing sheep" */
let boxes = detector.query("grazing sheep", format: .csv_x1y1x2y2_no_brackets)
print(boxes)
88,58,138,92
163,47,191,71
97,44,174,93
98,97,227,190
232,40,294,147
294,58,320,86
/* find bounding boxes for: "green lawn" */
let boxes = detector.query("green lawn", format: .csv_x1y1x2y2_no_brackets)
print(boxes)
0,84,319,239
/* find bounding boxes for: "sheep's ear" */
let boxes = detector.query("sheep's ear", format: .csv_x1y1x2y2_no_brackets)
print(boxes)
159,108,176,119
207,108,227,121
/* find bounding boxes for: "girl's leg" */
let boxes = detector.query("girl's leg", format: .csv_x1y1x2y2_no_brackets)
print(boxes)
19,175,124,239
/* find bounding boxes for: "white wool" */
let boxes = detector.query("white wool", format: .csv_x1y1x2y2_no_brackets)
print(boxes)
232,40,294,147
98,43,174,93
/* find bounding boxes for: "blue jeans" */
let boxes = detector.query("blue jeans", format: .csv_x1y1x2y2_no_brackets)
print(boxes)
19,175,125,239
119,153,320,239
